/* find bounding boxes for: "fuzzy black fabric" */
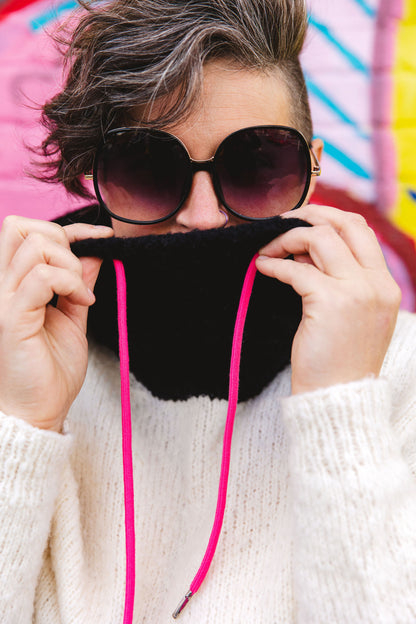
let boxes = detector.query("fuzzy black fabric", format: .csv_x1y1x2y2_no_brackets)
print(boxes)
59,205,310,402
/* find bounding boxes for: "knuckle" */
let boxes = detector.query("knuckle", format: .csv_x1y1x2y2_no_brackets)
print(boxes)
70,254,83,275
342,284,362,308
1,214,20,234
315,224,336,239
43,221,68,247
343,279,375,309
32,263,50,283
364,274,401,312
349,212,368,227
52,222,68,244
385,281,402,309
366,226,378,242
56,245,83,275
25,231,45,248
24,232,81,273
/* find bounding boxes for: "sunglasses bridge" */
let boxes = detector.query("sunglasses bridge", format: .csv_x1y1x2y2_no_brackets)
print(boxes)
185,156,216,179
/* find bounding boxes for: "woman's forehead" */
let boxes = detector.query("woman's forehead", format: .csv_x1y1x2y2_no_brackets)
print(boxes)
138,61,293,159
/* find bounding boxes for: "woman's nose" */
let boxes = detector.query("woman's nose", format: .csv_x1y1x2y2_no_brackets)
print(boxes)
175,171,227,230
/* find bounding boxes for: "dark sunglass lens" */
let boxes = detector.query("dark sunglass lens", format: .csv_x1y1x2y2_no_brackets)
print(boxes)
96,130,190,223
216,127,309,219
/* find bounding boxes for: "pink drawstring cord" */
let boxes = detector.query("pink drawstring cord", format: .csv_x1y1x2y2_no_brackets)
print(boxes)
114,254,259,623
114,259,136,624
173,253,259,618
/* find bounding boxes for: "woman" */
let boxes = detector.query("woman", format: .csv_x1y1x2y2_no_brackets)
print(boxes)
0,0,415,622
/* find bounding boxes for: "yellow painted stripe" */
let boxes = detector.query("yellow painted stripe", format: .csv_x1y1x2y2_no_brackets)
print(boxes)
391,0,416,242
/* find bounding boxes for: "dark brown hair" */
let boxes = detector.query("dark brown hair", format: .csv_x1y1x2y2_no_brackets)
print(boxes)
37,0,312,198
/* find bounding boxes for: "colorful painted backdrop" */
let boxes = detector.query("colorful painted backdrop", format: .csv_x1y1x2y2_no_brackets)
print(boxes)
0,0,415,307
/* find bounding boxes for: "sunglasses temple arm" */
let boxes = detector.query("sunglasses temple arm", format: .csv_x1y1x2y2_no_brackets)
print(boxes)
310,147,321,176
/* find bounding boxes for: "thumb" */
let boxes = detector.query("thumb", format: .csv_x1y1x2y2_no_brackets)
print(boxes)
57,256,103,333
81,256,103,293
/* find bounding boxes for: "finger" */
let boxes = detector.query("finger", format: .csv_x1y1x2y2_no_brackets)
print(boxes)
0,216,71,272
2,233,84,293
14,264,95,318
57,256,103,333
282,205,387,270
259,224,359,279
294,253,314,265
0,215,113,273
63,222,114,244
256,255,327,297
61,223,113,293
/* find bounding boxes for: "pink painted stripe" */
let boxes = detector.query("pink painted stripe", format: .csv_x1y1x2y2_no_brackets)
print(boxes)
371,0,404,211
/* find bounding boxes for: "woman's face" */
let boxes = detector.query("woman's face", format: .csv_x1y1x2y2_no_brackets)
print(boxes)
110,61,322,238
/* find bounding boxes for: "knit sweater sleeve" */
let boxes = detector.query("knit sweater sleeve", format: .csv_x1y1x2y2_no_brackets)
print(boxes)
281,315,416,624
0,411,72,623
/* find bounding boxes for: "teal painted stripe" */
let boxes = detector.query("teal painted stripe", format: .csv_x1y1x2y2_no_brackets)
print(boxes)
352,0,377,18
305,75,370,141
322,139,373,179
30,0,78,30
309,15,370,76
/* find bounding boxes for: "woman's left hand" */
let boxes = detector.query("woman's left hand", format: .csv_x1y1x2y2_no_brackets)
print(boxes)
255,205,402,395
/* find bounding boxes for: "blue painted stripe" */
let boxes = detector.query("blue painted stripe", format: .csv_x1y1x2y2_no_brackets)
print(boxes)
309,14,369,76
352,0,377,18
30,0,78,31
305,75,370,142
321,139,373,180
409,189,416,202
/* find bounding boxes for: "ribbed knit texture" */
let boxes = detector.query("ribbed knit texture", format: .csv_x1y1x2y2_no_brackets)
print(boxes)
0,413,72,622
1,311,416,623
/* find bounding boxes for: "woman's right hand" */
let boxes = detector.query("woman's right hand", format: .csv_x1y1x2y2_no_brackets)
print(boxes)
0,216,114,432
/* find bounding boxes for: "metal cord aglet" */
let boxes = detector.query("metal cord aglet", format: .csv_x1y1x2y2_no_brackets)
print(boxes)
172,590,193,619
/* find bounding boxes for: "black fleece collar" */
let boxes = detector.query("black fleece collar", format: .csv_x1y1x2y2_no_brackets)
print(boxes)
63,206,308,401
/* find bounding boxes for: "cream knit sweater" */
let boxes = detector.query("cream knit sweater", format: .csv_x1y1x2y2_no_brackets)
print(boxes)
1,310,416,624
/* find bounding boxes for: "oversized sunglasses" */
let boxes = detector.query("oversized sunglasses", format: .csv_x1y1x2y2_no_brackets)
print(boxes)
86,125,321,225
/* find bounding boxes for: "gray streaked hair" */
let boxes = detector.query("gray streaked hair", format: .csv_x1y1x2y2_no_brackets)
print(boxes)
37,0,312,198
